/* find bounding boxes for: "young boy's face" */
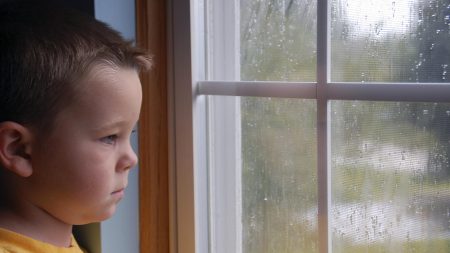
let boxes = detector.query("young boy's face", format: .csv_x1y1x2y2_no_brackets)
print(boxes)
26,66,142,225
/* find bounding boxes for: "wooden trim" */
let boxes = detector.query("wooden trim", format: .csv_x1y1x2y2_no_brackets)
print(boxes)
136,0,169,253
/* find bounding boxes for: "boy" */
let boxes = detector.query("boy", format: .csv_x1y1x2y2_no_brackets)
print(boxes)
0,1,151,252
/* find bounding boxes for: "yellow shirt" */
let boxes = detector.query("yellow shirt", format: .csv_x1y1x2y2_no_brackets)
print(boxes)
0,228,84,253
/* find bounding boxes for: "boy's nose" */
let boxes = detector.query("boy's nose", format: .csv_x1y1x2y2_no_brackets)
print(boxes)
118,144,138,171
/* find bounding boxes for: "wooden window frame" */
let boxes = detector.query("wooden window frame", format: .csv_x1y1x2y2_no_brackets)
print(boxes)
136,1,170,253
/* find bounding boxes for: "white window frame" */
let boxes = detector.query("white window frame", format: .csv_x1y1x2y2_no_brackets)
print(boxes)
169,0,450,253
205,1,242,252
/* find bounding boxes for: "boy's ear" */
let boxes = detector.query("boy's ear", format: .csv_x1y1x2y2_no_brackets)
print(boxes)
0,122,34,177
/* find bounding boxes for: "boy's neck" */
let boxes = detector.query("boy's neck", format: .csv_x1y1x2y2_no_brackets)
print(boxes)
0,197,73,247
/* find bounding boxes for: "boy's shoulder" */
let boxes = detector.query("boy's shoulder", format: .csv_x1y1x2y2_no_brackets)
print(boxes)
0,228,85,253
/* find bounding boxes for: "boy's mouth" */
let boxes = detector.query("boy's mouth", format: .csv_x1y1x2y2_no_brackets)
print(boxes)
111,187,126,195
111,189,125,200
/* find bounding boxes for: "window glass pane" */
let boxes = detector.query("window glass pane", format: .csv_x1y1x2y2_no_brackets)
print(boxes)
241,0,317,81
331,0,450,83
331,101,450,252
207,96,318,253
241,97,317,252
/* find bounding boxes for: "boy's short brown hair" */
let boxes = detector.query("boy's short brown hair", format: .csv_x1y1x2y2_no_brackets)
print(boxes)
0,1,151,133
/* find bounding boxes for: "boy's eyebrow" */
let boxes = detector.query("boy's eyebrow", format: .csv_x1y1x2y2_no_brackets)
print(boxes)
91,120,130,132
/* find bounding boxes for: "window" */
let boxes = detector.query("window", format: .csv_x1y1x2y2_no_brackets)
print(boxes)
170,0,450,253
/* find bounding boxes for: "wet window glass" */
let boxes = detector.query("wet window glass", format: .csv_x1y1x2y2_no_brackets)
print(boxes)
241,0,317,81
208,96,318,252
205,0,450,252
331,101,450,252
241,97,317,252
331,0,450,83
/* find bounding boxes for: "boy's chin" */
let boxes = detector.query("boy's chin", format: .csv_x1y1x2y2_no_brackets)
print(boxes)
73,207,118,225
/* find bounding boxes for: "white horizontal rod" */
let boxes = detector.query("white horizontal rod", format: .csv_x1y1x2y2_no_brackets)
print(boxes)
197,81,450,102
197,81,317,99
328,83,450,102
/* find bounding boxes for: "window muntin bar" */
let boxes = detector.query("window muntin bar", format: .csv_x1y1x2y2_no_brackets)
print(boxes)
198,81,450,102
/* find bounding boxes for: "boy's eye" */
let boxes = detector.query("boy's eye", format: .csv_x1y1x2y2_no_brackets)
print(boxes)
100,135,118,145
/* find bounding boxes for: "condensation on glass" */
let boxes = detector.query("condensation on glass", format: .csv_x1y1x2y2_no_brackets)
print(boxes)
207,96,318,253
241,0,317,81
238,1,319,252
206,0,450,253
331,101,450,252
331,0,450,83
241,97,317,253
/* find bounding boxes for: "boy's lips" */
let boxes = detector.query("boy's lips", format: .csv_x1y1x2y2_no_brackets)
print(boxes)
111,188,125,200
112,188,124,194
112,186,126,195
